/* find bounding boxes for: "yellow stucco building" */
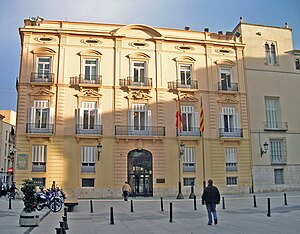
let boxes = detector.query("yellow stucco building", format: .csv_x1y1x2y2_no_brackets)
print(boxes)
15,18,251,198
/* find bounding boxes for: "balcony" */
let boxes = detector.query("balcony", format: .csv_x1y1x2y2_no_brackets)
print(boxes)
70,75,102,88
115,125,165,137
30,72,54,85
218,82,238,92
119,77,152,90
32,164,46,172
168,80,198,91
264,121,288,131
26,123,54,134
81,165,95,173
226,163,238,172
76,124,103,135
176,127,202,137
219,128,243,138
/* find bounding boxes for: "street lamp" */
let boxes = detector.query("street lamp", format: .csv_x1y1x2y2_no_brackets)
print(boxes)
176,141,185,199
97,142,103,161
260,141,269,157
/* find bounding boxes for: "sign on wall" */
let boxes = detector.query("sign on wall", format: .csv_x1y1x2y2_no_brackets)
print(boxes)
16,154,29,170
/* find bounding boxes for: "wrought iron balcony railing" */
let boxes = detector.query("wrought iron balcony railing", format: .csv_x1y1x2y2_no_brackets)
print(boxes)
168,80,198,90
264,121,288,131
31,72,54,84
226,164,238,172
176,127,202,137
219,128,243,138
76,124,103,135
119,77,152,87
32,164,46,172
70,75,102,85
218,82,238,91
115,125,165,136
26,123,54,134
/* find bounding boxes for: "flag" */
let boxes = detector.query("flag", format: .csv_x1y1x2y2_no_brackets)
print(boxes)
200,96,204,134
175,94,182,132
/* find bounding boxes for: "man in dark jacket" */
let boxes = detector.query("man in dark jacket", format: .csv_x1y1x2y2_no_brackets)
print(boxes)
201,179,220,225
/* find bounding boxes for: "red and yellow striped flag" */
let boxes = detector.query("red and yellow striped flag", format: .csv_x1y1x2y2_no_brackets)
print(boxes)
200,96,204,134
175,94,182,132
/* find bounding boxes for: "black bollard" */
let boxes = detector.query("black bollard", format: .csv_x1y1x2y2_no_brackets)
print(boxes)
222,197,225,209
8,198,12,209
130,200,134,212
160,197,164,212
110,207,114,225
55,227,63,234
253,195,257,208
189,185,195,199
59,221,66,234
193,195,197,210
284,193,288,206
90,200,94,213
169,202,173,223
62,216,69,230
267,198,271,217
64,207,68,217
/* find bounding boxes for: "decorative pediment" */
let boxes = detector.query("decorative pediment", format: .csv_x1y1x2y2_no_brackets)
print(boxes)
180,93,198,102
76,89,102,98
217,96,239,104
127,52,150,60
173,56,195,63
214,59,235,66
127,90,152,100
78,49,102,57
31,47,56,55
112,24,162,38
29,87,54,97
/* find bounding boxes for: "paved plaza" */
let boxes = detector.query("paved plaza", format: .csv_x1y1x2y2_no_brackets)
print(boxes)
0,191,300,234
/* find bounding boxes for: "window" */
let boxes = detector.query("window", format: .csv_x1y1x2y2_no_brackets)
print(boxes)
295,59,300,70
27,100,53,133
220,67,232,90
181,106,199,136
265,97,280,129
132,61,146,83
219,107,241,137
81,146,96,173
32,145,46,172
179,64,192,86
183,148,195,172
84,59,98,82
225,148,237,171
265,42,277,65
32,178,46,187
82,178,95,187
226,176,237,186
183,177,195,186
270,139,286,164
128,104,151,134
274,169,284,184
37,57,51,79
76,102,101,134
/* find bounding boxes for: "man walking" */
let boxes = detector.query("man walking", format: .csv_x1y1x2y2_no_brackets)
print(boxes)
201,179,220,225
122,182,131,201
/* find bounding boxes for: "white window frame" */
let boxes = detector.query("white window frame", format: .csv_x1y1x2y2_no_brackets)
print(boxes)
270,138,286,164
179,64,192,86
37,57,51,79
183,177,195,186
83,58,98,82
81,146,96,173
32,145,46,172
220,67,232,90
225,148,237,172
183,147,195,172
226,176,238,186
219,107,240,137
76,102,101,134
181,105,199,136
28,100,53,133
274,168,284,184
265,42,277,65
132,61,146,83
265,97,280,129
128,104,151,135
81,178,95,188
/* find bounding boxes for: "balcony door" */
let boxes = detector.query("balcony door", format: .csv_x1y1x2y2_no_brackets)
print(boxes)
132,61,146,84
128,149,153,197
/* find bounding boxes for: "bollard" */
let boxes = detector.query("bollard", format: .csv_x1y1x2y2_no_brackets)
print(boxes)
222,197,225,209
267,198,271,217
169,202,173,223
59,221,66,234
62,216,69,230
55,227,63,234
64,207,68,217
193,195,197,210
110,207,114,225
160,197,164,212
90,200,94,213
189,186,195,199
130,200,134,212
253,195,257,208
8,198,12,209
284,193,288,206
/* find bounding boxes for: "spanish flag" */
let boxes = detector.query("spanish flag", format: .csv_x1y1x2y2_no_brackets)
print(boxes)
175,94,182,133
200,96,204,134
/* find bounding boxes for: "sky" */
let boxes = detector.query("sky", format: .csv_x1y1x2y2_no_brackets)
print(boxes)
0,0,299,111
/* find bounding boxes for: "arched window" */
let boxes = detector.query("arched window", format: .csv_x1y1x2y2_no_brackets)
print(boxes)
270,43,277,64
265,43,271,65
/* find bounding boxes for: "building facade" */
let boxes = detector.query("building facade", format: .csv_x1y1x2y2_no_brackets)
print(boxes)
234,19,300,192
15,19,251,198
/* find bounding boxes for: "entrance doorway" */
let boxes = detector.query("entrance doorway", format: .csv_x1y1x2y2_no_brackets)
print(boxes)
128,149,153,197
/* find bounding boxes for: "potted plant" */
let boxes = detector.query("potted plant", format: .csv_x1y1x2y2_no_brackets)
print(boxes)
19,179,40,226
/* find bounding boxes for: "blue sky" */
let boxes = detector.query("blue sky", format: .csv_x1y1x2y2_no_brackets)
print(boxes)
0,0,299,111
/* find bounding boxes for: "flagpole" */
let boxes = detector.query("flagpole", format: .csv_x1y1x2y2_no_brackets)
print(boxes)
202,133,206,190
200,95,206,189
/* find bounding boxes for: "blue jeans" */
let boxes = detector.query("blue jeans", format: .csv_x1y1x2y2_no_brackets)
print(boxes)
205,203,217,224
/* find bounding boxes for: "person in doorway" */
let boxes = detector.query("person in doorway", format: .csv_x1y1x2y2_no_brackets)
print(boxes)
201,179,220,225
122,182,131,201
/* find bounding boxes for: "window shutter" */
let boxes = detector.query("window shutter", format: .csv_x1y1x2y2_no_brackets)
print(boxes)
95,109,101,126
193,112,199,128
147,110,151,126
219,113,224,128
28,107,35,124
128,110,134,126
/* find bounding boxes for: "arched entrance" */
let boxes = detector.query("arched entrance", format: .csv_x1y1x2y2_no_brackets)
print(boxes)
128,149,153,197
